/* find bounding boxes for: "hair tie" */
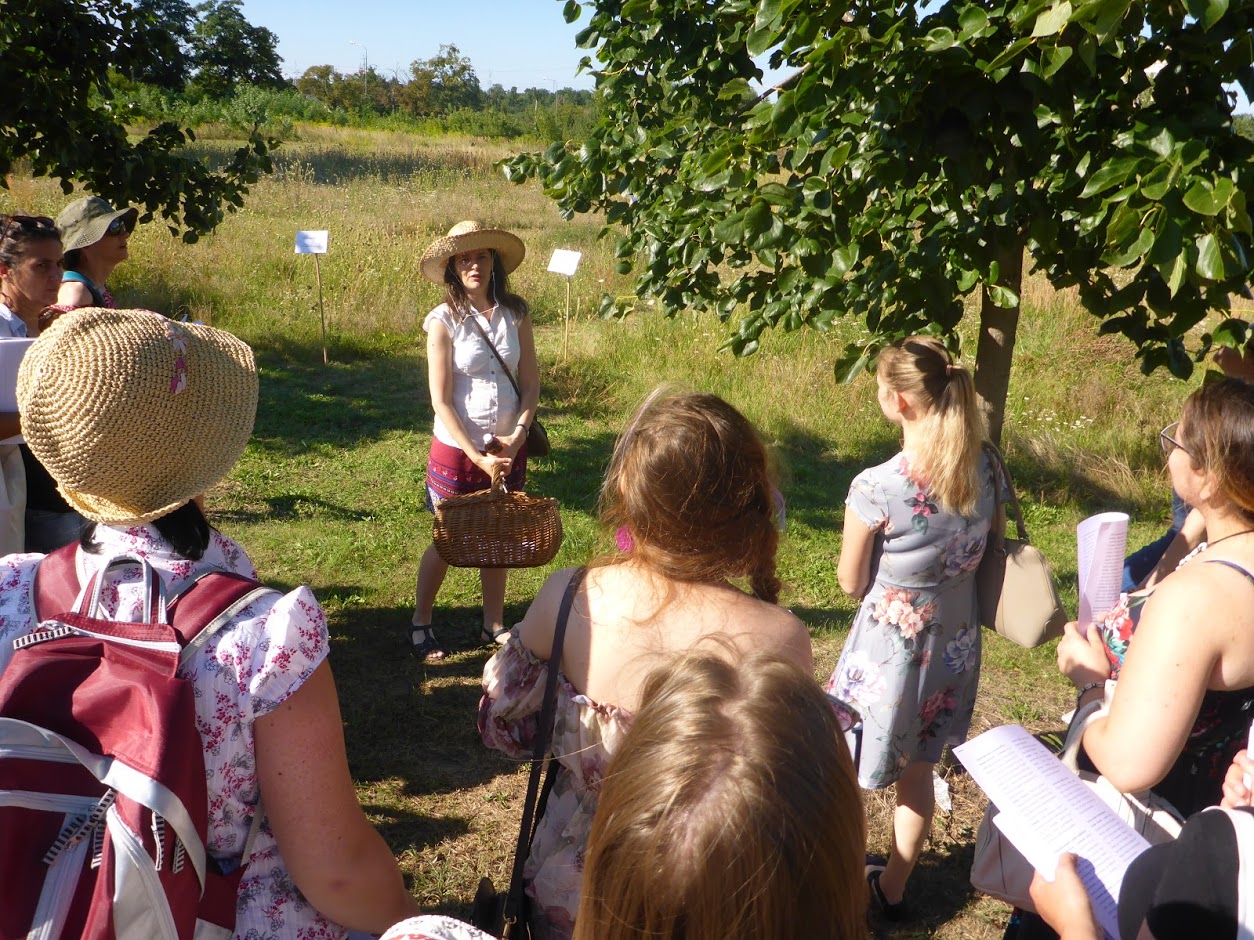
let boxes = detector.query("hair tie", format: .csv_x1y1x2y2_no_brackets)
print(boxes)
945,363,954,377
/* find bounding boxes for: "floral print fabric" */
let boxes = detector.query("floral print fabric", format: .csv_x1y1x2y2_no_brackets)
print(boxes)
0,524,340,940
380,916,496,940
479,637,631,940
828,450,996,788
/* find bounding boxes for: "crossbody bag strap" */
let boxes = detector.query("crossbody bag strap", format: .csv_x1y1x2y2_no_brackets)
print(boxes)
466,312,524,402
983,441,1030,542
502,566,587,933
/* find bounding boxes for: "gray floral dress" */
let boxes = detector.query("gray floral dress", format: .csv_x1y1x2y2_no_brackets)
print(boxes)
827,450,997,789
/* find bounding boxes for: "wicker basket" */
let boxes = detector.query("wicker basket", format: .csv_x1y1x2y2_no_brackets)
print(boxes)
432,476,563,569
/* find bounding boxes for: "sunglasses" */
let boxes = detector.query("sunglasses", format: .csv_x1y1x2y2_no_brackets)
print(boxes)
1159,421,1189,459
105,217,132,236
826,693,865,769
0,215,56,243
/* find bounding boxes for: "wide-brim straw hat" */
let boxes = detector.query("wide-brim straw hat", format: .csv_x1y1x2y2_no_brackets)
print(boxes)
419,220,525,285
56,196,139,252
18,308,258,526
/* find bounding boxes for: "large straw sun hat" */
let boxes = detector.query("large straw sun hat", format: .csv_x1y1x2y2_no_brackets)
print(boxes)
419,220,525,285
17,308,258,525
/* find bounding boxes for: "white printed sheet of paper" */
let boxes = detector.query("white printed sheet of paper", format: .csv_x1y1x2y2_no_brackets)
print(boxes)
0,338,34,442
547,248,582,276
954,725,1150,940
294,230,329,254
1077,511,1129,630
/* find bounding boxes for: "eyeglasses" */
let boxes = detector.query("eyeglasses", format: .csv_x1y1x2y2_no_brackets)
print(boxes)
1159,421,1189,458
0,215,56,243
105,217,131,236
826,693,864,769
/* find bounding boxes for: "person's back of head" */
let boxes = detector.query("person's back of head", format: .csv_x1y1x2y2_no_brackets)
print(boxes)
574,651,868,940
599,388,781,602
877,335,986,515
1180,377,1254,522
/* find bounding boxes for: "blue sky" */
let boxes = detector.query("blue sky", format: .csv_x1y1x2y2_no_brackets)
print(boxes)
240,0,597,90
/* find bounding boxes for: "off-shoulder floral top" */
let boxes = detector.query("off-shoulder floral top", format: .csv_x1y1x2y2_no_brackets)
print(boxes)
478,636,631,940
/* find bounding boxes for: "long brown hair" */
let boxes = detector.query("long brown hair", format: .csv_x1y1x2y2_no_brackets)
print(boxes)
1180,377,1254,522
599,389,781,602
575,652,868,940
442,249,529,322
877,335,986,515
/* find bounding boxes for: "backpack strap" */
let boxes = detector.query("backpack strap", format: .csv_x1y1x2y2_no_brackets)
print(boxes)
168,571,278,666
32,543,83,621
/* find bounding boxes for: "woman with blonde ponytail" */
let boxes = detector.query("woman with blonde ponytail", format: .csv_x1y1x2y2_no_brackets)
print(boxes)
827,335,999,920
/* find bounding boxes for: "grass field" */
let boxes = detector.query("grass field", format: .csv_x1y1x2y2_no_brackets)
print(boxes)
0,124,1224,937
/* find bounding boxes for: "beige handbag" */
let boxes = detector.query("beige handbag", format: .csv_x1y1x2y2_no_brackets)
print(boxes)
975,444,1067,648
970,690,1185,910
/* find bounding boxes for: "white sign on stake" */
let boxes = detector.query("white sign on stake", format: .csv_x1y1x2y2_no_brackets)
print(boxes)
547,248,582,277
294,230,329,254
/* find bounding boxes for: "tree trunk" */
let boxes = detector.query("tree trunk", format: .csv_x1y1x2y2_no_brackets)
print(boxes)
973,236,1025,445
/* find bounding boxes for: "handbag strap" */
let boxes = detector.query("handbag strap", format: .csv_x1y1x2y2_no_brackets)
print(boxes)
982,442,1030,543
466,311,524,403
502,566,587,931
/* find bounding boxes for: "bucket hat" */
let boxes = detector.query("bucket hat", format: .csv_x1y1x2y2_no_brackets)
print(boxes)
55,196,139,252
17,308,258,525
419,220,525,285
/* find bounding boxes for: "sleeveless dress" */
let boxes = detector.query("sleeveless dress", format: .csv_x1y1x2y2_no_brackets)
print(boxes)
1096,559,1254,817
478,638,631,940
827,450,996,789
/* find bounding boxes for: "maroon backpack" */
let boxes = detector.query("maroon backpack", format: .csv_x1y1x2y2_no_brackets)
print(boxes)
0,545,274,940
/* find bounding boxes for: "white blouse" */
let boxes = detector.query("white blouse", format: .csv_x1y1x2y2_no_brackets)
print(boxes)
423,302,522,448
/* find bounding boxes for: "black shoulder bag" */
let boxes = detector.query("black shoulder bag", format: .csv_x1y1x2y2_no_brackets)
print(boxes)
466,314,550,458
472,567,585,938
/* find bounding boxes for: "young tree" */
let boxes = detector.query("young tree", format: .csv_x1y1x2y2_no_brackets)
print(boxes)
507,0,1254,440
401,44,483,116
1,0,272,239
190,0,284,99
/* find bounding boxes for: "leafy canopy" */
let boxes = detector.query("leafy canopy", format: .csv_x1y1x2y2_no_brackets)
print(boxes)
505,0,1254,383
1,0,274,240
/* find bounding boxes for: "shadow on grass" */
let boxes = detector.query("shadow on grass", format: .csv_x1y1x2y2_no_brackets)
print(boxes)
328,600,530,795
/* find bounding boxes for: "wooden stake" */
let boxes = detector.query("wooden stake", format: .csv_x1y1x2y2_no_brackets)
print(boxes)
562,276,572,362
314,252,328,364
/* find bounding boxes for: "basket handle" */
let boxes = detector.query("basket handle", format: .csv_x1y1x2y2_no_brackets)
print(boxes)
490,464,506,496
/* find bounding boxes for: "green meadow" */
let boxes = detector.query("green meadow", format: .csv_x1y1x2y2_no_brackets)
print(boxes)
2,125,1222,937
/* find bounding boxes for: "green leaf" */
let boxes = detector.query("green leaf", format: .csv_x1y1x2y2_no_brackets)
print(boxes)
1080,158,1137,198
987,285,1020,308
1103,224,1155,267
958,6,991,40
1032,2,1073,38
1182,178,1234,217
924,27,956,52
1188,0,1229,30
562,0,581,23
1042,44,1073,78
1195,232,1227,280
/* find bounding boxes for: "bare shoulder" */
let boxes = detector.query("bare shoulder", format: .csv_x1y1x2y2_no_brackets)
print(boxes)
515,566,585,659
731,595,813,671
56,282,92,307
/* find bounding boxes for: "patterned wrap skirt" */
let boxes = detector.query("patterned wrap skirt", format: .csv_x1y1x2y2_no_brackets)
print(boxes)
425,437,528,511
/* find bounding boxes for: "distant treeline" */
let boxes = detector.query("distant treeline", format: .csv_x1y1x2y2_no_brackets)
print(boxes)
111,15,598,142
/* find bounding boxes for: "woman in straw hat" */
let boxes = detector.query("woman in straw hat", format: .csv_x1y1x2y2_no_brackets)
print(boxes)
409,220,540,661
54,195,137,309
0,309,420,936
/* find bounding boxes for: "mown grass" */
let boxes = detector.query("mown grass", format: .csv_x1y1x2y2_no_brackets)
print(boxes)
0,125,1219,937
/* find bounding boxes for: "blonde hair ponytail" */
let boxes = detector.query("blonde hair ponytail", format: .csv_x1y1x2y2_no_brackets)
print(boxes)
878,336,987,516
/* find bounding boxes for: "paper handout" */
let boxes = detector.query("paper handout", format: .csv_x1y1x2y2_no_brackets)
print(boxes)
1077,512,1129,630
954,725,1150,940
0,338,34,442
